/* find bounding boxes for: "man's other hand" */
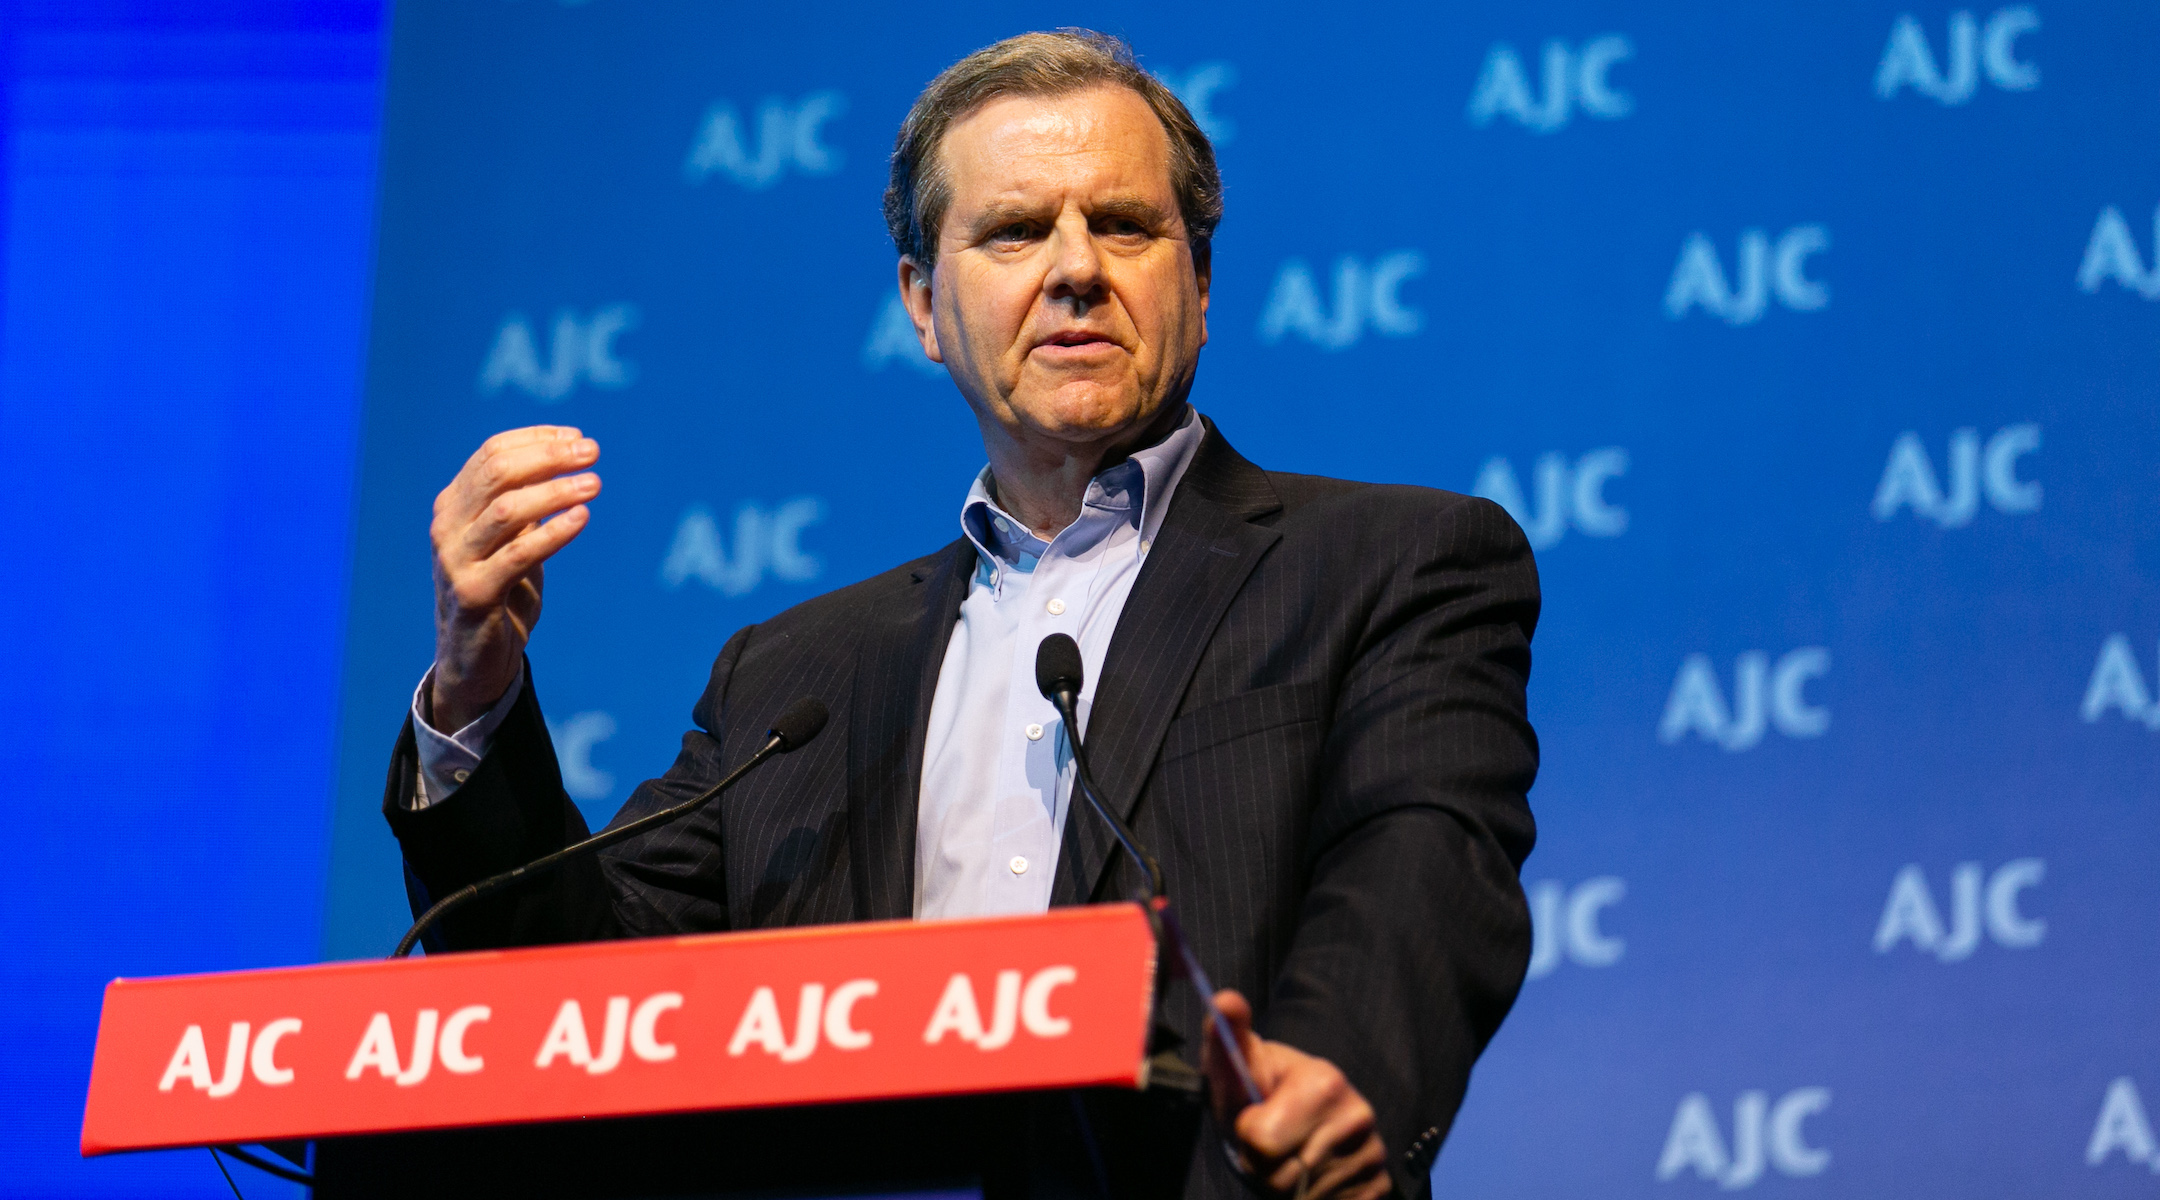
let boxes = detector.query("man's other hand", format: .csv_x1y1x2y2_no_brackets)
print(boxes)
1203,989,1393,1199
429,426,601,730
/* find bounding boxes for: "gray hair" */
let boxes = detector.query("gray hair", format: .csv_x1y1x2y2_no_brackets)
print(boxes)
882,29,1223,268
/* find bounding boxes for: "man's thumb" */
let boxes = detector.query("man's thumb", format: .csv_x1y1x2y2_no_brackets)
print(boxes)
1211,988,1255,1049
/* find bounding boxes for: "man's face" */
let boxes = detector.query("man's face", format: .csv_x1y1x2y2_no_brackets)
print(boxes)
899,85,1209,458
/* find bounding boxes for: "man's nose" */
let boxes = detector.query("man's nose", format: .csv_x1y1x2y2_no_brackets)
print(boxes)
1043,216,1108,309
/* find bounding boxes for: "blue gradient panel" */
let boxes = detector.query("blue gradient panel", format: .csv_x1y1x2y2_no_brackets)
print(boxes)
0,2,380,1195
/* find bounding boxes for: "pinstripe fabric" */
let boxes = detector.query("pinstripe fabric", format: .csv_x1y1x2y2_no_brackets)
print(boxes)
848,544,971,921
381,419,1540,1200
1047,440,1282,909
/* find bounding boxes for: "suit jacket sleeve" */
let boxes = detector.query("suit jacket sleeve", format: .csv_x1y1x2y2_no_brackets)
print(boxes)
1260,494,1540,1197
382,627,756,951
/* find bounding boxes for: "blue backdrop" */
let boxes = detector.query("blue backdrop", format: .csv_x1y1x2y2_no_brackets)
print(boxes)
2,2,376,1196
10,2,2160,1197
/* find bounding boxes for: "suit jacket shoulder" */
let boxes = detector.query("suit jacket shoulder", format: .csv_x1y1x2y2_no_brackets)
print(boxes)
1267,468,1519,528
692,540,966,724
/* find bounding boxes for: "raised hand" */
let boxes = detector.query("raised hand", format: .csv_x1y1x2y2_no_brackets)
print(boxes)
428,426,601,731
1203,989,1394,1199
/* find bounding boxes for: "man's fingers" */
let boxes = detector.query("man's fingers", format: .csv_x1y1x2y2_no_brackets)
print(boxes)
1216,989,1272,1081
445,505,590,613
1279,1100,1382,1197
1212,989,1259,1050
1204,997,1388,1200
1296,1155,1388,1200
1203,989,1268,1125
466,425,583,467
440,433,599,528
449,426,585,507
1237,1082,1326,1165
457,472,601,563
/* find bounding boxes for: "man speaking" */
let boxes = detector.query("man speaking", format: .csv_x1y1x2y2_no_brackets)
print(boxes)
385,29,1538,1200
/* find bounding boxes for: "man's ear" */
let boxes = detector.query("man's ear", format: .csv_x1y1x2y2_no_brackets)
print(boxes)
1193,239,1211,344
896,256,943,364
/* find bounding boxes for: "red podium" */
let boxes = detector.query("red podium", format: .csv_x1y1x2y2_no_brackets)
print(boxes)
82,905,1199,1198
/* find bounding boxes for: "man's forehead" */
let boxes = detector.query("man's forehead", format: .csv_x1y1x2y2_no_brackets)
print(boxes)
941,87,1173,205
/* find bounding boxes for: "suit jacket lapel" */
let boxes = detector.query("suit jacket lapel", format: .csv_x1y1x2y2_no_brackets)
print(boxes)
848,538,973,921
1052,421,1284,905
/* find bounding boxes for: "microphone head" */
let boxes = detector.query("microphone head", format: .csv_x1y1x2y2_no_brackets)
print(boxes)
768,697,830,752
1035,633,1085,702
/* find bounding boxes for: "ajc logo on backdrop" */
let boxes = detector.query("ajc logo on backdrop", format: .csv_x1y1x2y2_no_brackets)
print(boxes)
2078,204,2160,299
1665,227,1829,325
480,305,639,402
1467,34,1633,133
1153,63,1237,144
2080,635,2160,729
529,497,830,808
1258,252,1425,350
661,498,826,598
1873,859,2045,960
1658,1089,1832,1189
548,712,618,804
684,91,845,189
1874,7,2041,105
862,295,943,377
1525,876,1624,980
1472,448,1627,552
2089,1078,2160,1175
1660,648,1830,751
1871,424,2042,526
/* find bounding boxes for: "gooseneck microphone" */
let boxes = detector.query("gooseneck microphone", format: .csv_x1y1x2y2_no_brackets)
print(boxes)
1033,634,1262,1107
392,696,829,958
1034,633,1163,901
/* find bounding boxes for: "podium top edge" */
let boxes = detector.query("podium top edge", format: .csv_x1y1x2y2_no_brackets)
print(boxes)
100,902,1154,991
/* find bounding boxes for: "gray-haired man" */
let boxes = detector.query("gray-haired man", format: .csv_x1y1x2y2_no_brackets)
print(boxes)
396,30,1539,1199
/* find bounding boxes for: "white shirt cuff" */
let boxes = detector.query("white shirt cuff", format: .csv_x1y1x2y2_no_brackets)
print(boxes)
406,664,527,810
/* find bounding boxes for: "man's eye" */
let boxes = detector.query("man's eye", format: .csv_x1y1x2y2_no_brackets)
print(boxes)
993,223,1033,242
1105,219,1145,236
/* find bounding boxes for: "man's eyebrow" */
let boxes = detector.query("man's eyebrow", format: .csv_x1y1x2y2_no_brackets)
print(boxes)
1089,196,1173,226
965,203,1052,234
963,196,1175,236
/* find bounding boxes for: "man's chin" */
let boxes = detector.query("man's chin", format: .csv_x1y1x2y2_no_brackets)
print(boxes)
1007,386,1156,445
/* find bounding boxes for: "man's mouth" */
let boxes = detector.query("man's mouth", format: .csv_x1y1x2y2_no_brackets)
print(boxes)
1037,330,1117,351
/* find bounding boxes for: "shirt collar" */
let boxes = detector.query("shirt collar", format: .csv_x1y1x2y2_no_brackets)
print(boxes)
959,404,1205,580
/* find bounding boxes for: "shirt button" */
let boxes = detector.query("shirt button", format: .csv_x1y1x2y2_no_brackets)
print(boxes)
1139,539,1151,555
993,517,1011,533
1009,856,1030,875
1046,598,1066,616
1025,723,1045,741
451,769,470,784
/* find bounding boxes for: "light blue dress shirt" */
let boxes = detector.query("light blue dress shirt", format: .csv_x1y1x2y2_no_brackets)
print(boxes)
406,406,1205,925
914,406,1203,919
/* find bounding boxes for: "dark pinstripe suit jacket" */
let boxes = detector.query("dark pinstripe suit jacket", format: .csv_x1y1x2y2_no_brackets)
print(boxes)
383,418,1540,1199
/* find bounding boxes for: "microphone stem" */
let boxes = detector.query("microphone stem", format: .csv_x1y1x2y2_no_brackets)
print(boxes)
1052,694,1160,901
392,734,784,958
1052,691,1262,1107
